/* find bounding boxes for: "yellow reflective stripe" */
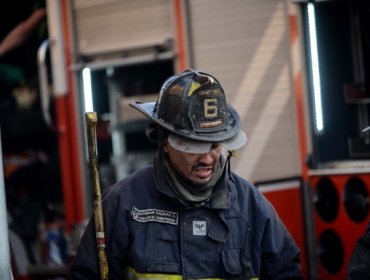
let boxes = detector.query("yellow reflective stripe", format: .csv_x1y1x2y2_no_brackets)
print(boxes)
127,267,259,280
127,267,224,280
127,267,180,280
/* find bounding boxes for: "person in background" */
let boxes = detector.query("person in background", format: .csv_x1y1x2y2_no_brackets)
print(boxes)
1,0,63,266
0,4,46,58
0,0,46,112
347,221,370,280
70,69,303,279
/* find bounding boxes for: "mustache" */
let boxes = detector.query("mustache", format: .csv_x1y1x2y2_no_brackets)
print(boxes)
192,162,214,170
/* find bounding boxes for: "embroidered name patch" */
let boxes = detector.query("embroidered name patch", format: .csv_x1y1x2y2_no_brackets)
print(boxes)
131,207,178,225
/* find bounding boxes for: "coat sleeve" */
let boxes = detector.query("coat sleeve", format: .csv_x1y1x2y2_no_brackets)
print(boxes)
259,206,304,280
69,184,130,279
69,217,101,280
232,174,303,279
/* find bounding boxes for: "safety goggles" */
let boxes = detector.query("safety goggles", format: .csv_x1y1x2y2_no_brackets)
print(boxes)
168,130,247,154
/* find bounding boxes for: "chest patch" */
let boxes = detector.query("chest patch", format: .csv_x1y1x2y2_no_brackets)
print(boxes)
193,221,207,236
131,207,178,225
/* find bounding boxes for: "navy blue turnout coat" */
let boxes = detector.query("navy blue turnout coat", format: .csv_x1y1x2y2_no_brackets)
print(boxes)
70,159,302,280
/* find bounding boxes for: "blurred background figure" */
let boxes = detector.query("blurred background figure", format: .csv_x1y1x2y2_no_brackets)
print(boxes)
347,221,370,280
0,0,47,113
1,0,63,267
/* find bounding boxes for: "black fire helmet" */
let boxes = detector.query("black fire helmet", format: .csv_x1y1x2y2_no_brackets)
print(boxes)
129,69,247,151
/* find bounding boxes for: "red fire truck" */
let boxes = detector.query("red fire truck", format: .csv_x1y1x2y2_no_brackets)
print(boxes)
4,1,370,279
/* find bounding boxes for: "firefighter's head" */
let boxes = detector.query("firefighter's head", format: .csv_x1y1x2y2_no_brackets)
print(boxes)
130,69,247,153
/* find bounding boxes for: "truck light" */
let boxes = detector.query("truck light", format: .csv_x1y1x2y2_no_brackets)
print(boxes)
308,3,324,133
83,67,94,112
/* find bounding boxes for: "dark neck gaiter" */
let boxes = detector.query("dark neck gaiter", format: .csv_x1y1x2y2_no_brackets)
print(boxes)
162,155,226,206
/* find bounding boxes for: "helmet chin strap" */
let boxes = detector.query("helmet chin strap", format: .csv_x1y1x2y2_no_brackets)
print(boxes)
227,150,236,182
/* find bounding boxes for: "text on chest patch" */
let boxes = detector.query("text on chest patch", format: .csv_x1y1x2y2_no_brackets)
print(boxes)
131,207,178,225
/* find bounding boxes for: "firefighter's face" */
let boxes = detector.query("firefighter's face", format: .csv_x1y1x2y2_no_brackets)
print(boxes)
164,141,223,186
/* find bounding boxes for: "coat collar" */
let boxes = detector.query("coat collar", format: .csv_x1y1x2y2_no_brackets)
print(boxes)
153,153,234,210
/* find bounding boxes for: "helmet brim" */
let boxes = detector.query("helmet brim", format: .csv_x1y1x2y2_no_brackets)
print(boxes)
223,130,247,151
129,101,247,146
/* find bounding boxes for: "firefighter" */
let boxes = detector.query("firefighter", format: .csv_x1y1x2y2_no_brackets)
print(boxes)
70,69,303,279
347,222,370,280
